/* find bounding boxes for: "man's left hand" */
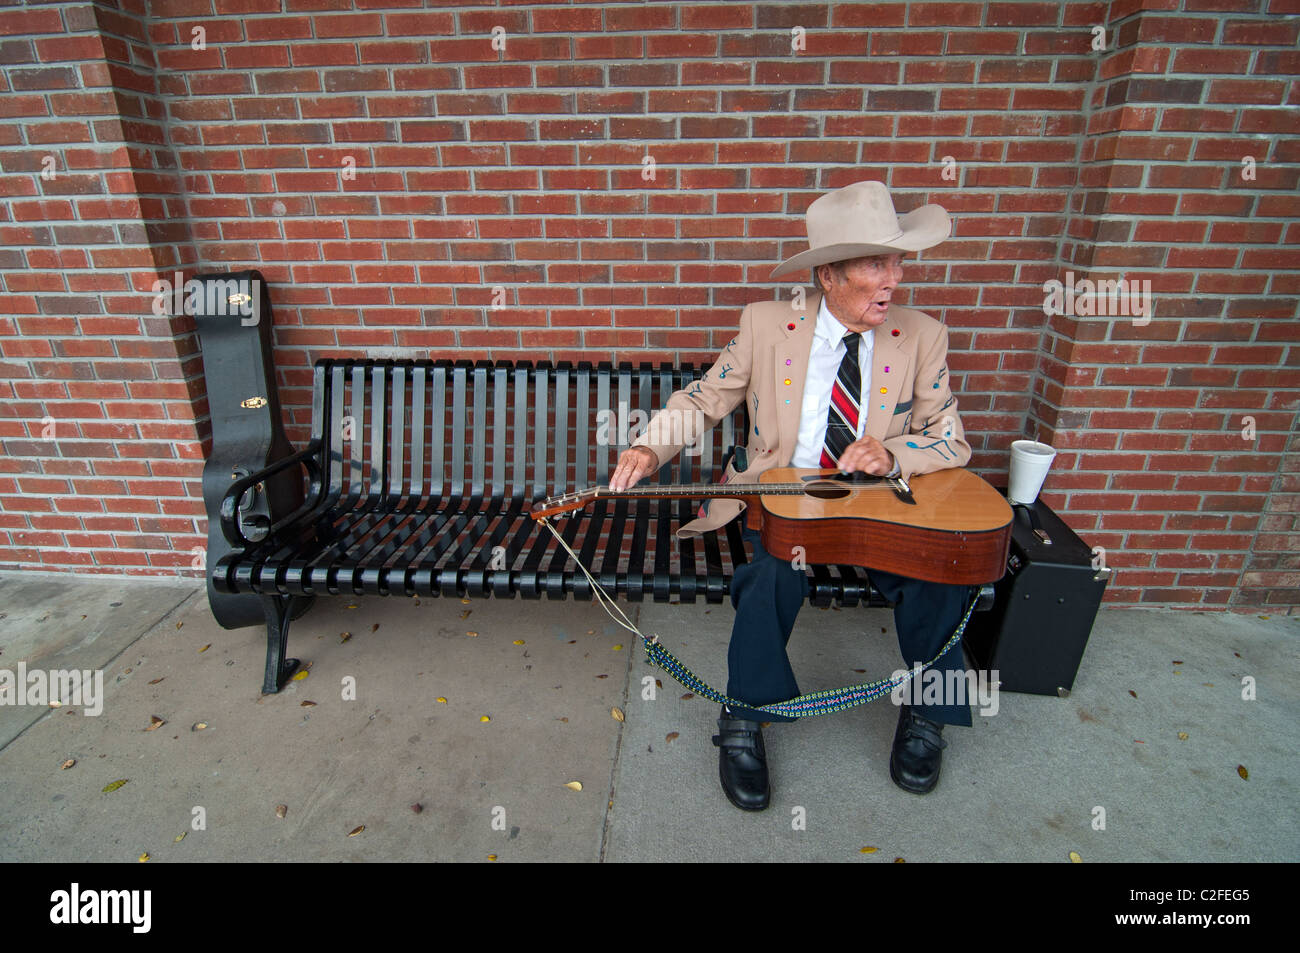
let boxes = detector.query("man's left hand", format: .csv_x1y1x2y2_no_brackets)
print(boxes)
835,434,895,476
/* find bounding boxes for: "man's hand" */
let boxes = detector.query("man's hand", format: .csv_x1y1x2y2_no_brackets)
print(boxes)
834,435,895,476
609,446,659,491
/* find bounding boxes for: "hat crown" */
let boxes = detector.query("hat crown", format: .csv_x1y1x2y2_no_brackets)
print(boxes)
806,181,903,250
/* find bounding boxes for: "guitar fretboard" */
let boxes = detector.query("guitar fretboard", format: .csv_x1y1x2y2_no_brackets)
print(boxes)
534,477,903,517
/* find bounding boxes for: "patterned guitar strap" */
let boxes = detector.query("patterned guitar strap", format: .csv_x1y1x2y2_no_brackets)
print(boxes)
536,516,979,718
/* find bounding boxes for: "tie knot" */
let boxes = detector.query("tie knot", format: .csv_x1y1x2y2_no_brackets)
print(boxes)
841,331,860,357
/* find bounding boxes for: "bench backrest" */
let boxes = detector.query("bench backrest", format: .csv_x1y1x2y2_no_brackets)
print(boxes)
310,359,747,503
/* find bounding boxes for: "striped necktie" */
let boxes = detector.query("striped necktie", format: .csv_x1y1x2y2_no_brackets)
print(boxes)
819,331,861,469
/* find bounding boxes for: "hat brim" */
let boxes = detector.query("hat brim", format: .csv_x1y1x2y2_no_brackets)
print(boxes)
769,204,951,279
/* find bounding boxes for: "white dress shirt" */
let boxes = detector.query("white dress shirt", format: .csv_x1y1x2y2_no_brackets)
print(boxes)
789,297,899,476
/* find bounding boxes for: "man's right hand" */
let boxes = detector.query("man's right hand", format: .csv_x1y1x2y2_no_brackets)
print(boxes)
609,446,659,491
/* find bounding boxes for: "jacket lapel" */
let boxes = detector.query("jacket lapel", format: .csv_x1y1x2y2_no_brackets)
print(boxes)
863,306,909,442
773,291,819,463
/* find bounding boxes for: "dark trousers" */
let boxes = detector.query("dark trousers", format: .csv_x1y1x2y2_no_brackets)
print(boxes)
726,526,974,727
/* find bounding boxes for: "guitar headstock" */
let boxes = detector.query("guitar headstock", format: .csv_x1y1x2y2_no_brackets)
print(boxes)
529,487,601,521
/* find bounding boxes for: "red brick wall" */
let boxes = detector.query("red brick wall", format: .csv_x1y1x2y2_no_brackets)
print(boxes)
0,0,1296,609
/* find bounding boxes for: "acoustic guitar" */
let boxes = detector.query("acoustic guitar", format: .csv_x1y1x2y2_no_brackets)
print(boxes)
531,467,1014,586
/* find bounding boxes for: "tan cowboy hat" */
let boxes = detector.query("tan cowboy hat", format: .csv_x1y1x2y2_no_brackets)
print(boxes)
769,180,951,279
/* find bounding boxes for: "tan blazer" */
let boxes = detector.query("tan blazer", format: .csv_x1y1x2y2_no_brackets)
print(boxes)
631,291,972,538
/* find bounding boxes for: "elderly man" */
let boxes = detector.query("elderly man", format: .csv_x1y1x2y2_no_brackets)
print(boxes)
608,181,975,811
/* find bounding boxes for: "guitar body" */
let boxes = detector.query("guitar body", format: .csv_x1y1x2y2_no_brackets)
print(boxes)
749,468,1013,585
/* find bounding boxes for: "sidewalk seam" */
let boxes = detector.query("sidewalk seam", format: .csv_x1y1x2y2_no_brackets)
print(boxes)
598,604,638,863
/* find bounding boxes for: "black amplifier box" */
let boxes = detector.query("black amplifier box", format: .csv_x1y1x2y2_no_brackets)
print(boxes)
962,496,1109,696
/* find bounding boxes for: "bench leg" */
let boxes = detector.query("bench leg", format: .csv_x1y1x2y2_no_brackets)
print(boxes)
260,594,308,693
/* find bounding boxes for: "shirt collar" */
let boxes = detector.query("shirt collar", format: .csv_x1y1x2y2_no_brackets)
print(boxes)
816,296,873,350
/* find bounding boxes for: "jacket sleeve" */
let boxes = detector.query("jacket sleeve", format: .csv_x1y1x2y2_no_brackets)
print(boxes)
882,323,972,479
630,303,754,467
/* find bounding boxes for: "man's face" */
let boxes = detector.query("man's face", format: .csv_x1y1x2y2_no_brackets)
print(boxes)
819,254,904,331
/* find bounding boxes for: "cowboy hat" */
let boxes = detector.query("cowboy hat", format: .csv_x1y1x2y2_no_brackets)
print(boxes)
769,180,951,279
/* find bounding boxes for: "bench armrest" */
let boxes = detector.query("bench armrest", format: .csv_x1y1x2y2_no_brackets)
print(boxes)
218,439,324,548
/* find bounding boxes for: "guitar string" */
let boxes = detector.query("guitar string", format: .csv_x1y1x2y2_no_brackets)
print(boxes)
537,479,900,513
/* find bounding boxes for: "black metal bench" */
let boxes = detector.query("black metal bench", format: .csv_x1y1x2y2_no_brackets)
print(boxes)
208,359,995,694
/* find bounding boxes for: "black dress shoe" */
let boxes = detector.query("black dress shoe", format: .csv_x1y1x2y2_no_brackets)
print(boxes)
711,706,770,811
890,704,948,795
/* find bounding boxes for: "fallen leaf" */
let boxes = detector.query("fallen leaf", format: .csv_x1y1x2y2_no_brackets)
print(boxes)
123,667,132,674
467,631,478,638
665,732,679,743
49,700,62,708
564,781,583,792
587,630,594,635
595,674,608,679
411,803,423,814
139,853,150,863
487,854,498,861
340,631,352,643
1237,765,1248,780
611,707,625,722
893,857,905,863
655,679,662,689
461,598,471,605
1178,732,1189,740
859,846,878,854
61,758,76,770
347,825,364,837
680,693,694,700
291,669,309,681
198,644,210,653
275,804,288,819
480,715,490,722
102,779,128,793
436,697,447,704
346,604,358,609
174,832,186,843
612,644,623,651
145,716,165,732
1172,660,1183,665
371,623,379,632
175,621,183,629
148,677,164,685
301,700,316,707
558,717,568,723
513,639,525,645
460,610,471,619
192,722,207,731
1128,690,1137,698
1069,851,1082,863
1134,739,1145,744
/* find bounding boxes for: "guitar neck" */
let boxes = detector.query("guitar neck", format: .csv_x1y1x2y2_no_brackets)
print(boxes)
531,476,900,519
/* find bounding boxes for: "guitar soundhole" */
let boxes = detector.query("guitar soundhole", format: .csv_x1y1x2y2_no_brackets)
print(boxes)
802,481,851,500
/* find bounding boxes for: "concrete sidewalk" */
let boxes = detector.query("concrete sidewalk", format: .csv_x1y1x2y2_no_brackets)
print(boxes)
1,570,1296,863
